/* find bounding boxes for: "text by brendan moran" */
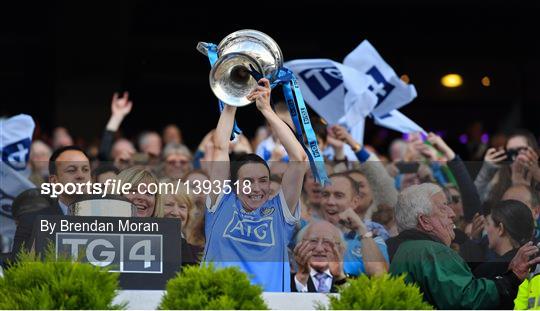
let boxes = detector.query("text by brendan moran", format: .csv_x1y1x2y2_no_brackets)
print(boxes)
40,219,159,235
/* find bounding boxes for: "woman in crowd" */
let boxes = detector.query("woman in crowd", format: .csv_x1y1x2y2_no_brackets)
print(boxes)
117,166,164,218
473,200,534,279
159,143,192,179
473,200,535,309
183,169,210,216
160,179,204,264
479,129,540,205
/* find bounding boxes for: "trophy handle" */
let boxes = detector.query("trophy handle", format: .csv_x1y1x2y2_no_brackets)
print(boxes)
196,42,210,56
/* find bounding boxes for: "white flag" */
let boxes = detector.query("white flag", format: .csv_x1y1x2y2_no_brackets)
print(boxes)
286,40,424,143
343,40,417,118
0,114,36,252
1,114,35,174
285,59,377,144
373,110,426,135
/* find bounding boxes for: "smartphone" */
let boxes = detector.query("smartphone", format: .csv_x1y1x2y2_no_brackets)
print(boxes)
506,146,528,162
396,161,420,174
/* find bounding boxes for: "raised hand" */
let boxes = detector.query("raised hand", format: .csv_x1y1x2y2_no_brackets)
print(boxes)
414,142,439,162
516,147,539,173
338,208,367,234
111,92,133,118
426,132,456,161
326,127,345,160
247,78,271,113
509,242,540,280
331,125,356,147
107,91,133,131
484,148,507,167
466,212,485,240
326,132,345,150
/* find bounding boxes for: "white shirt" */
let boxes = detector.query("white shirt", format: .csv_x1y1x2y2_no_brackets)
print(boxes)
294,267,333,293
58,200,69,215
255,136,287,161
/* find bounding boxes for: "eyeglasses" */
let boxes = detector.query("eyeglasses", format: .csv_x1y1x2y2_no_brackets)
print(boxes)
303,238,341,248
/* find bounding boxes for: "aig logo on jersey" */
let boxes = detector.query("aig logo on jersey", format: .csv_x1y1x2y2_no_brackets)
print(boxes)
223,211,275,247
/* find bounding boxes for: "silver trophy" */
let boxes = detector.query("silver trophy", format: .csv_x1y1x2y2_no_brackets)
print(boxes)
197,29,283,107
69,194,136,217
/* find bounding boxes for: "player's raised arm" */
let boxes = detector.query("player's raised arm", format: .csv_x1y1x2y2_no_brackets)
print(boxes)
208,104,236,205
247,78,308,214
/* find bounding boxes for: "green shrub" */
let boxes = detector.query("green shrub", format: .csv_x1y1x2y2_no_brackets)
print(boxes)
323,274,432,310
0,249,124,310
159,264,268,310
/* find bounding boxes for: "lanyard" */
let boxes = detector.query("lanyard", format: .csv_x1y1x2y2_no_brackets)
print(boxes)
268,67,328,185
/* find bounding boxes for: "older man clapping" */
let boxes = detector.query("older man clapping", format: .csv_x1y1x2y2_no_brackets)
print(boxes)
292,221,347,293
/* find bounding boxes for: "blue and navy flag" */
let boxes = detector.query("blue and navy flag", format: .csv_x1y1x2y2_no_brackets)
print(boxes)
0,114,36,252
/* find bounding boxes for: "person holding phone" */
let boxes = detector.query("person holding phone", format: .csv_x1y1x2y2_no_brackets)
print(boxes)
478,129,540,206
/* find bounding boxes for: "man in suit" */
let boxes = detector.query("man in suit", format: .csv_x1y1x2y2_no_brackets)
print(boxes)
46,146,92,214
11,146,91,255
292,220,347,293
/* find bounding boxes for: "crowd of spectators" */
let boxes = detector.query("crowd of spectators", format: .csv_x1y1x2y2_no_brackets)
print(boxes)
3,82,540,309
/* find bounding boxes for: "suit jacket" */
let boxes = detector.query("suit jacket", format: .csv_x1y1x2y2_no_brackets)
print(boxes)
11,198,63,256
181,238,203,266
290,272,347,293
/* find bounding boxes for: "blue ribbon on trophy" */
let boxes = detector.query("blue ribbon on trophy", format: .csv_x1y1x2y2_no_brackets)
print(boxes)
199,42,242,140
249,66,329,186
197,30,329,185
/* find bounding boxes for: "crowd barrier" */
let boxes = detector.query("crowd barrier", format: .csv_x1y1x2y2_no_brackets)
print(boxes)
114,290,333,310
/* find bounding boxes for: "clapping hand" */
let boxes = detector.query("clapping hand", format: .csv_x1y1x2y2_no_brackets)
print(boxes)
293,240,314,285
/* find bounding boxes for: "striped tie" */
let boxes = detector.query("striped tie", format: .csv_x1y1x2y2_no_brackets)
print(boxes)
314,272,331,293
